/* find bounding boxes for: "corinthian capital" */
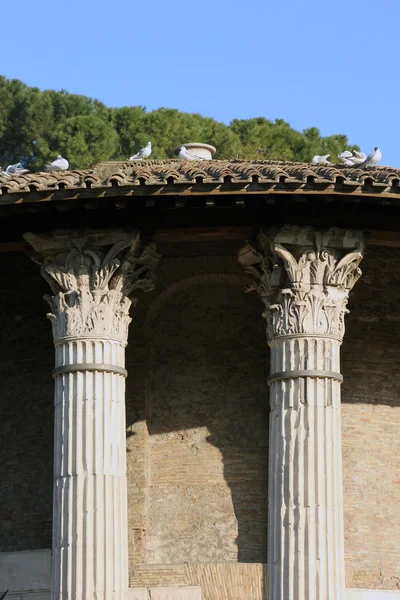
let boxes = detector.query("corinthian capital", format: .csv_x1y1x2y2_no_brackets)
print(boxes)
238,226,365,342
24,229,160,343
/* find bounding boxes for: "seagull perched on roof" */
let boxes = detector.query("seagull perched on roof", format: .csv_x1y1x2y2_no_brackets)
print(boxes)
177,146,204,161
45,155,69,171
353,150,366,161
338,150,366,166
348,151,367,165
362,147,382,166
312,155,331,165
129,142,152,161
338,150,354,160
1,162,29,177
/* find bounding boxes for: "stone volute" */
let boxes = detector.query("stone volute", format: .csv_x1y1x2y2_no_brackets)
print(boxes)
239,226,364,343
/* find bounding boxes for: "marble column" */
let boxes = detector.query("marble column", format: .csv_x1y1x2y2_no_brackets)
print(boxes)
239,226,365,600
24,230,160,600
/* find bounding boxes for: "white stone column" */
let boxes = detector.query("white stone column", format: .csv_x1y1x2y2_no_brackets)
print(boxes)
24,230,160,600
239,226,365,600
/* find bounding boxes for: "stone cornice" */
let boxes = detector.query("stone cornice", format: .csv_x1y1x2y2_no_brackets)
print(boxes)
24,229,160,343
238,226,365,342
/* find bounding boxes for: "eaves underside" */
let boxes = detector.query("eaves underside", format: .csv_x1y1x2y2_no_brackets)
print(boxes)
1,160,399,249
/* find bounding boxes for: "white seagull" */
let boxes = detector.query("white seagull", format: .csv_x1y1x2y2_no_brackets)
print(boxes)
348,151,367,165
45,155,69,171
2,162,29,177
177,146,204,161
338,150,354,162
338,150,367,166
353,150,367,161
312,154,331,165
363,147,382,166
129,141,152,161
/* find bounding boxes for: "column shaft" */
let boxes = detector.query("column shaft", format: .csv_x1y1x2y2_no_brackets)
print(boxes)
53,339,128,600
268,336,344,600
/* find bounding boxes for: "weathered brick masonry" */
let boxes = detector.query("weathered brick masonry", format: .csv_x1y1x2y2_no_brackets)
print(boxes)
341,247,400,590
0,247,399,590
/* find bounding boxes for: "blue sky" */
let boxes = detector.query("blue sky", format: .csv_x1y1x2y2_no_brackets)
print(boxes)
3,0,399,165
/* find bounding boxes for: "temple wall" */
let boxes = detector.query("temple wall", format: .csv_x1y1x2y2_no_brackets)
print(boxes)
144,276,269,565
341,247,400,590
0,264,53,552
0,548,398,600
0,249,399,592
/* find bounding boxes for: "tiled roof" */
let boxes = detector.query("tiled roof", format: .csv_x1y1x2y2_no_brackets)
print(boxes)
1,159,400,202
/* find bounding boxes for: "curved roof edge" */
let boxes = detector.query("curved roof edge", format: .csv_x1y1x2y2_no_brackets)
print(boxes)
1,159,400,202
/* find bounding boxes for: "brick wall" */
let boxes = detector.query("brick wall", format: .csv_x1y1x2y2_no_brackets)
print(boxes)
341,247,400,590
0,247,399,590
143,273,268,564
0,258,53,551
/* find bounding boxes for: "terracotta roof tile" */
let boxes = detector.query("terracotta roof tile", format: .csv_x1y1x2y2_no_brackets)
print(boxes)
1,159,400,202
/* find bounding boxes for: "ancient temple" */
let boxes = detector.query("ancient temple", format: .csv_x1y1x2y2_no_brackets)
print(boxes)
0,157,399,600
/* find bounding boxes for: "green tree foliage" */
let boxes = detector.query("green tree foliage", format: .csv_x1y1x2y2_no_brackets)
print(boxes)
0,77,359,170
53,116,119,168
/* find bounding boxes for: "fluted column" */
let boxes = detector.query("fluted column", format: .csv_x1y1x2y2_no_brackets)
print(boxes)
24,230,160,600
239,226,365,600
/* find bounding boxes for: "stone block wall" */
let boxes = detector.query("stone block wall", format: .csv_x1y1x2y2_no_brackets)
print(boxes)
0,248,399,591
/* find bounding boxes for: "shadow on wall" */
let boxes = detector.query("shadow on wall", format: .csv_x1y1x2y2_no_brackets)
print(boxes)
0,269,54,552
342,246,400,408
143,276,269,568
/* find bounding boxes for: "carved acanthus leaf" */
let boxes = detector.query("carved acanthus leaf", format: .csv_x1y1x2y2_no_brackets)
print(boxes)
238,226,365,342
24,230,160,342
